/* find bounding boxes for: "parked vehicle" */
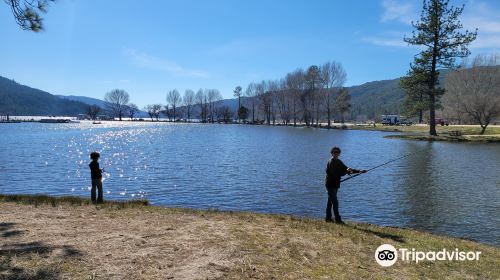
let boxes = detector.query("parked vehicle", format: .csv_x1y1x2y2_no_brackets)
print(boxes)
435,118,449,126
381,115,413,126
381,115,399,125
399,118,413,126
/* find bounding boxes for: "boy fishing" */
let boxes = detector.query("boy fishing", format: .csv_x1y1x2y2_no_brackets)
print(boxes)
89,151,104,203
325,146,366,224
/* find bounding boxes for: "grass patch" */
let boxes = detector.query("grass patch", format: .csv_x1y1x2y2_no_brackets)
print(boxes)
1,194,499,279
353,124,500,135
352,124,500,142
0,193,148,208
384,134,500,142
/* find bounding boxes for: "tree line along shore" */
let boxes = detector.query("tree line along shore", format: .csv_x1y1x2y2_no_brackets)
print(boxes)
3,114,499,143
1,194,499,279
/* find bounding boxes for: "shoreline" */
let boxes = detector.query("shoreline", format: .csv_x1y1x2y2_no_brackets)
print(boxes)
1,194,499,279
383,134,500,142
4,119,500,142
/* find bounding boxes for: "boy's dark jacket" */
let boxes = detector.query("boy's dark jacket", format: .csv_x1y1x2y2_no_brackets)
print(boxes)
325,158,348,188
89,161,102,179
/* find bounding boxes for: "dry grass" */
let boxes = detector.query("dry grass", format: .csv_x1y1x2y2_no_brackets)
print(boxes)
1,194,499,279
0,193,148,208
352,124,500,142
353,124,500,135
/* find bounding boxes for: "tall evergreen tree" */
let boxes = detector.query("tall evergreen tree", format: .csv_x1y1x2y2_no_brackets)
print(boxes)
304,65,321,126
404,0,476,135
335,88,351,124
233,86,242,123
400,60,431,123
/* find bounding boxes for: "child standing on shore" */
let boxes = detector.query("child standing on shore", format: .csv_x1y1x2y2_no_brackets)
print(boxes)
89,152,104,203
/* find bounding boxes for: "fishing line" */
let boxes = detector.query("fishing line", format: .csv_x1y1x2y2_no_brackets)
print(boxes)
340,148,426,183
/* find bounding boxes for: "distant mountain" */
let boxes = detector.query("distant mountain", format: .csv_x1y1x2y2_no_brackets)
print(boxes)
348,78,405,119
0,76,88,116
57,94,149,118
5,67,481,119
56,95,107,108
348,69,455,120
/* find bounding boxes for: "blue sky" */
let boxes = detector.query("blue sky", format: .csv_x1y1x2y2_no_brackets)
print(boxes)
1,0,499,107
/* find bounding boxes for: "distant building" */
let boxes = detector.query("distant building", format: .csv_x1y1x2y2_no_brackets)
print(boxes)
77,114,89,120
97,115,113,120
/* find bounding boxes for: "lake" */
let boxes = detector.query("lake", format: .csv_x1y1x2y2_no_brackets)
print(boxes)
0,122,499,246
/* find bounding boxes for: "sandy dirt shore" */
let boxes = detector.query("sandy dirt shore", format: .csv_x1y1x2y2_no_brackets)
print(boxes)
1,201,499,279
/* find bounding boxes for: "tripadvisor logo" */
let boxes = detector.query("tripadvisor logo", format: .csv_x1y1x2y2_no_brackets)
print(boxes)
375,244,398,267
375,244,482,267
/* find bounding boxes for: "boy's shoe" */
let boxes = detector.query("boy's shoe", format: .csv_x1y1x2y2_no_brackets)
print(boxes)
325,218,334,223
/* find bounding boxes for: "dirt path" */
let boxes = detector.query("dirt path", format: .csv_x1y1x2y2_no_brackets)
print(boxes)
1,203,237,279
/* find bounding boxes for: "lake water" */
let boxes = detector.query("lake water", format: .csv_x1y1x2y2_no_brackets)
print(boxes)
0,122,499,246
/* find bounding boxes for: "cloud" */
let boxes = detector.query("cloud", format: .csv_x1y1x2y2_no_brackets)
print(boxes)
367,0,416,48
380,0,415,24
362,36,409,47
470,35,500,50
375,0,500,50
123,48,209,78
461,1,500,49
463,17,500,33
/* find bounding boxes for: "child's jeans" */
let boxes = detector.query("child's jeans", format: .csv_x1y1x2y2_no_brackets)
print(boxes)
91,179,103,203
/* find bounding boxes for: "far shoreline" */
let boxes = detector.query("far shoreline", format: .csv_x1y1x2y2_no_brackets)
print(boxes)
3,117,500,143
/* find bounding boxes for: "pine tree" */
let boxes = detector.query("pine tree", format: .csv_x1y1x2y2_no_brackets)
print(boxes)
404,0,476,135
335,88,351,124
5,0,54,31
400,58,431,123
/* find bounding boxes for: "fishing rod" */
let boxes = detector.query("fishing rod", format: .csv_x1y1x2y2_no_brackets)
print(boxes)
340,149,425,183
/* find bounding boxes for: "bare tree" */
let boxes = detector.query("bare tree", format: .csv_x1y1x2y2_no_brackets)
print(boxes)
127,103,139,120
207,89,222,123
275,78,290,125
86,105,101,120
321,61,346,128
183,89,195,121
442,72,466,124
163,104,172,121
445,54,500,134
5,0,54,31
166,89,181,121
285,70,305,126
254,82,266,123
245,83,258,123
195,89,206,122
104,89,130,121
262,80,278,125
144,104,161,121
304,65,321,126
152,104,162,121
218,106,233,123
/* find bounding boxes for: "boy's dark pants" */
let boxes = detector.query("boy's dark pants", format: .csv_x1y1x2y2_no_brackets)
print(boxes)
91,179,103,203
326,187,341,221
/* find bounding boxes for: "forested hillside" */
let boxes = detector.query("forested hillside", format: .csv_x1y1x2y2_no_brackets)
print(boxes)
348,78,405,120
0,76,88,116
